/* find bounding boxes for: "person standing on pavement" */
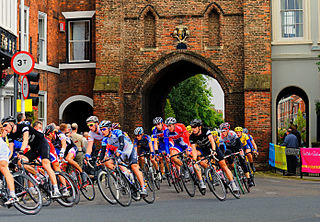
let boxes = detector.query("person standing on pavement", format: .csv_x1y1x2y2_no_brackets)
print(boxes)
69,123,85,168
281,127,299,176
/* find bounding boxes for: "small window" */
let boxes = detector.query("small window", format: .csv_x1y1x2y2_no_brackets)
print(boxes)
280,0,303,38
38,12,47,64
38,92,47,126
68,20,91,62
19,6,29,51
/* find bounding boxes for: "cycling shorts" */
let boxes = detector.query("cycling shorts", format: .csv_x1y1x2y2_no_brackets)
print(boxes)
169,142,189,153
24,138,50,162
120,143,138,165
158,142,167,154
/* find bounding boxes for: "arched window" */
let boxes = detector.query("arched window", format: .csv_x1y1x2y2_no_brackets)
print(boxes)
144,11,156,48
208,9,220,47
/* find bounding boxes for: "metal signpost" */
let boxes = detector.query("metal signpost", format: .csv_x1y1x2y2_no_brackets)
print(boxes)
10,51,35,115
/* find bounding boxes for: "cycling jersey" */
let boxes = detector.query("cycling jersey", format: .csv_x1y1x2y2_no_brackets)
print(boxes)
100,129,137,164
7,124,50,161
152,124,168,153
164,123,191,152
52,131,78,157
239,133,254,150
219,130,239,148
88,128,104,142
134,134,151,155
44,137,58,164
7,124,45,148
189,128,212,156
0,137,10,162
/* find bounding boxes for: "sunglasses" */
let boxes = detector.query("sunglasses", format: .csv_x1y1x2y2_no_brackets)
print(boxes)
87,123,95,127
101,128,108,132
3,123,10,128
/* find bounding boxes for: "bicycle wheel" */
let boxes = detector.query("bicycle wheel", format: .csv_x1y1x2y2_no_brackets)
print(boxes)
205,168,226,201
38,183,52,207
79,172,95,201
56,171,77,207
229,177,241,199
233,163,245,194
169,162,183,193
97,170,117,205
180,164,195,197
13,172,42,215
142,171,156,204
247,163,255,186
237,165,250,193
108,171,132,207
154,171,161,190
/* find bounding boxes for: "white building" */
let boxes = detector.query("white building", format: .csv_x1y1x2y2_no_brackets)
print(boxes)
0,0,18,119
271,0,320,146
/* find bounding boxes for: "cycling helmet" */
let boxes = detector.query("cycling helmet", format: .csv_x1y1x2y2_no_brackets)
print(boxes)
112,122,121,129
190,119,202,127
211,131,218,136
219,122,230,131
44,125,56,135
234,127,243,132
186,125,192,132
153,117,163,125
99,120,112,128
1,116,16,124
243,128,248,134
86,116,99,123
134,127,144,136
165,117,177,125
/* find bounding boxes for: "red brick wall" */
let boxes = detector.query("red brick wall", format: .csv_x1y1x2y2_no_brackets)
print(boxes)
15,0,96,125
94,1,272,164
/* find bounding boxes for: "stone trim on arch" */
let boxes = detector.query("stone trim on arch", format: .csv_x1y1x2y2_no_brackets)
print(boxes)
132,51,232,95
59,95,93,120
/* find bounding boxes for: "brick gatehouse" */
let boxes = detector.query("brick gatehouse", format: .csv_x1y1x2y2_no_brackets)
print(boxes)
94,1,271,162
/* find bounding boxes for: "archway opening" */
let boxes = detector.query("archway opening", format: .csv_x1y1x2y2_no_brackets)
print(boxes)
142,59,227,132
276,87,309,146
62,101,93,133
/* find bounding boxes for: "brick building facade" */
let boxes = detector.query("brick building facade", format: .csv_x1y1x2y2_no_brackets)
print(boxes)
1,0,272,163
94,1,271,162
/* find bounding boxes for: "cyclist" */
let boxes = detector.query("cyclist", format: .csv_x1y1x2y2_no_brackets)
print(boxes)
52,123,86,183
240,127,258,172
152,117,169,178
84,116,103,163
189,119,238,191
98,120,147,195
43,125,69,196
0,121,17,205
133,127,159,176
219,122,254,187
164,117,206,190
33,121,43,132
2,116,62,198
186,125,192,135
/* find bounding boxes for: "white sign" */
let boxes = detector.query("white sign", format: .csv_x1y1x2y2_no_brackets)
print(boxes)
11,51,35,75
22,75,29,100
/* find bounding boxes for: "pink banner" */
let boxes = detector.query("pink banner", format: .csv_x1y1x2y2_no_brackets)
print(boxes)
300,148,320,173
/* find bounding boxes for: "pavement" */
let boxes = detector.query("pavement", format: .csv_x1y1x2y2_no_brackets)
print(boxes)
1,173,320,222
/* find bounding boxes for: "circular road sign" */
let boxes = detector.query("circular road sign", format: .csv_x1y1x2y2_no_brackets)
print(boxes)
11,51,35,75
22,75,29,100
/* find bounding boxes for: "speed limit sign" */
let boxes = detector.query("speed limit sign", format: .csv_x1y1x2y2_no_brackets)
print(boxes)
10,51,35,75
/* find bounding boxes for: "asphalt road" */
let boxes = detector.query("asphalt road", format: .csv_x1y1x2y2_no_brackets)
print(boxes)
1,174,320,222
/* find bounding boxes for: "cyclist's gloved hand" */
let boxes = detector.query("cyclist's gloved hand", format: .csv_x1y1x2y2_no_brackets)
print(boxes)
59,149,65,159
84,153,91,160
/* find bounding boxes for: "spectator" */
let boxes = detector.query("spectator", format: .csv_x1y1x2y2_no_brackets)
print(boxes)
17,113,25,124
69,123,85,168
281,127,299,176
32,121,43,132
83,131,89,153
